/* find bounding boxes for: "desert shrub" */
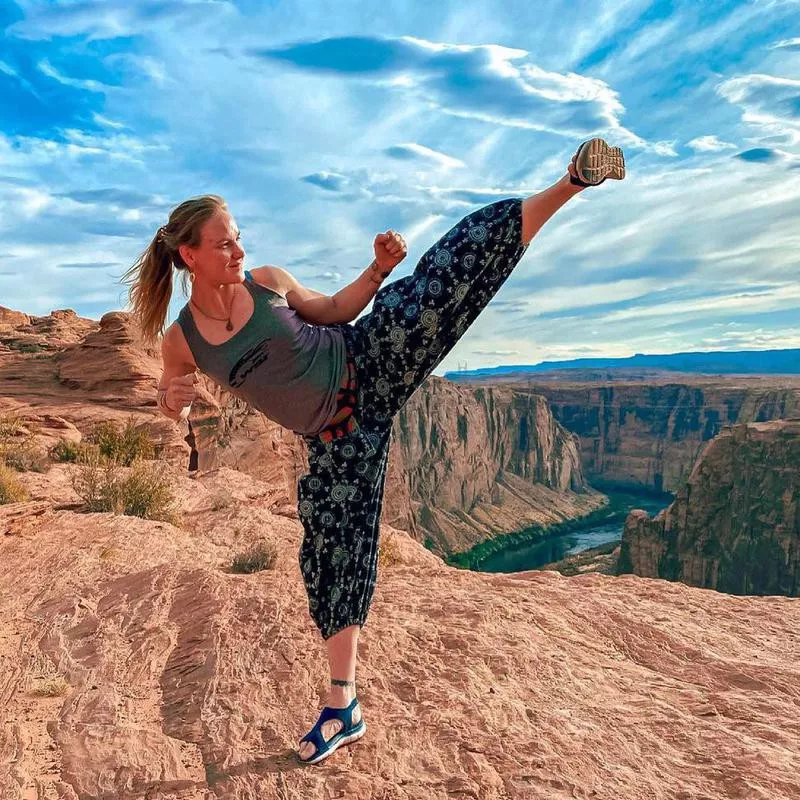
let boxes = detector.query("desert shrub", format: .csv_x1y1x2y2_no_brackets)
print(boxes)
84,416,156,466
0,460,29,504
9,341,47,354
31,677,69,697
70,452,180,524
49,438,81,462
209,491,232,510
378,532,401,569
99,544,118,560
2,443,49,472
50,438,105,465
0,413,48,472
231,540,277,573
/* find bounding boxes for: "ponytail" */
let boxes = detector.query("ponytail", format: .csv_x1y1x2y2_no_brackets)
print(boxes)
120,194,228,348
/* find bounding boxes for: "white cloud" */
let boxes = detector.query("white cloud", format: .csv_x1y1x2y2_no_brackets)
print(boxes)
771,36,800,49
255,34,675,155
384,142,466,170
91,113,127,130
718,73,800,146
687,135,738,152
7,0,237,42
102,53,170,85
37,58,116,93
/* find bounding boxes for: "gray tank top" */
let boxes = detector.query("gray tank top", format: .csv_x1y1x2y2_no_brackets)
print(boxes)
176,269,347,436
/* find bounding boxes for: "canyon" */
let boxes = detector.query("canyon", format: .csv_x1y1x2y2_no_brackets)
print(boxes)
0,305,605,559
619,419,800,596
454,371,800,494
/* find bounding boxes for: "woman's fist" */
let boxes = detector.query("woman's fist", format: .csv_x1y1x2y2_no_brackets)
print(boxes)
166,371,199,412
373,229,407,277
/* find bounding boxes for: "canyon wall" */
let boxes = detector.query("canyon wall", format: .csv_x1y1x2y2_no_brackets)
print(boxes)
513,378,800,493
392,378,603,555
618,419,800,596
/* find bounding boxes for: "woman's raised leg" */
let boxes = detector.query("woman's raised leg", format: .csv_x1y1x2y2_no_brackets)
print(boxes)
352,165,588,423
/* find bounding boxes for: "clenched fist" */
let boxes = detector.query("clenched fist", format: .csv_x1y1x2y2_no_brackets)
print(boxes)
165,371,199,412
373,229,408,280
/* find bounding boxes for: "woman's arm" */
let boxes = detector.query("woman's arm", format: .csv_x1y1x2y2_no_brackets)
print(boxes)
158,327,197,422
255,263,387,325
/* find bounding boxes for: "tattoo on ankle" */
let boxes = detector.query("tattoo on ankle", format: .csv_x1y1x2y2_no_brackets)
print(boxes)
330,678,355,687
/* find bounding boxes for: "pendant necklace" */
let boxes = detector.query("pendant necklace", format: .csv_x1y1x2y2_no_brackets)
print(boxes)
190,285,236,331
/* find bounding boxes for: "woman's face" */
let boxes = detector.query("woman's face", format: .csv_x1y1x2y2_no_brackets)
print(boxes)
183,211,246,283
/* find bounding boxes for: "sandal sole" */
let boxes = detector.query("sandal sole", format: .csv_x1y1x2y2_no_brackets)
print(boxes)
297,720,367,766
575,138,625,185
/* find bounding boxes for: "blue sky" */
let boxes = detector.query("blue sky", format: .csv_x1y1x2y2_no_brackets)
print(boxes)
1,0,799,374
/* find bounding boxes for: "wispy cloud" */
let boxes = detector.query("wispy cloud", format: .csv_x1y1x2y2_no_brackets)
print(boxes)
687,135,737,152
718,74,800,147
6,0,237,42
771,36,800,49
250,34,675,153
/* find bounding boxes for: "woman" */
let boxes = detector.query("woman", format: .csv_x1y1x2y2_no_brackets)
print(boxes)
123,137,625,765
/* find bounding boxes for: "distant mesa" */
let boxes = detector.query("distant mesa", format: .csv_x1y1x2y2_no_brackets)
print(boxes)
444,348,800,379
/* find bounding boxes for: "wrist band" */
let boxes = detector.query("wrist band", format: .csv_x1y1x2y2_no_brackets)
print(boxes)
157,389,178,413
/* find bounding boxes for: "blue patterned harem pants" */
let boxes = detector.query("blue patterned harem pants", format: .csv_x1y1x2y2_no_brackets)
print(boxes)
298,196,530,640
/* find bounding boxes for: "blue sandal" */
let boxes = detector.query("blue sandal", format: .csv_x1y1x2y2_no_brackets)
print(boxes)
296,696,366,765
569,137,626,187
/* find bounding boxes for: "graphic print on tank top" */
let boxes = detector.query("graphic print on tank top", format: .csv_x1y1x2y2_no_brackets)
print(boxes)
229,339,271,388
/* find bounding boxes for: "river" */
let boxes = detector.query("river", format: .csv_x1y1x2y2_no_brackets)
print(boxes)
475,489,674,573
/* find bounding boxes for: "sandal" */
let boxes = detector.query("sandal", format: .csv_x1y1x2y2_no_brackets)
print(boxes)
569,137,626,187
296,696,367,765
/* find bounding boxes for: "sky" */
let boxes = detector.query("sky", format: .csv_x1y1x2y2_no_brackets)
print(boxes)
1,0,799,375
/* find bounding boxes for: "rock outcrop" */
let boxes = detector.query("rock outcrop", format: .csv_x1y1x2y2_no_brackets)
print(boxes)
619,420,800,596
507,375,800,493
395,379,602,554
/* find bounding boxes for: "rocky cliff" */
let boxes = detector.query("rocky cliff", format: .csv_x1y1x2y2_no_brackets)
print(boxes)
504,375,800,493
0,305,603,557
394,379,601,554
618,419,800,596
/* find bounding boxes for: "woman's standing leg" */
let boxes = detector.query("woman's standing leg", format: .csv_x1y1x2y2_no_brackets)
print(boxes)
296,419,391,762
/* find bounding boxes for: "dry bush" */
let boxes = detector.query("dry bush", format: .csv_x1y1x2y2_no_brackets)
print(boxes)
49,437,82,462
231,540,277,574
0,413,48,472
209,491,233,510
378,532,402,569
0,459,29,504
99,544,118,560
70,450,181,525
84,415,157,466
24,650,68,697
31,677,69,697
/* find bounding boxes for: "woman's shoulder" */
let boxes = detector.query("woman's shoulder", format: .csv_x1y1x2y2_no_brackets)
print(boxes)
247,265,288,300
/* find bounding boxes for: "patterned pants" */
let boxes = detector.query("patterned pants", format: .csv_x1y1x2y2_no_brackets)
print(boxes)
298,196,530,640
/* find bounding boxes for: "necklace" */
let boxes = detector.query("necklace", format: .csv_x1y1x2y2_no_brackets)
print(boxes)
190,286,236,331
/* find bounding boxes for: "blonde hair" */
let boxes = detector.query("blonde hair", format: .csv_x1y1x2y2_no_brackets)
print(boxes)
120,194,228,347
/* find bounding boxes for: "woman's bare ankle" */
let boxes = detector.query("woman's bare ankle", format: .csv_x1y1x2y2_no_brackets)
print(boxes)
327,678,357,706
